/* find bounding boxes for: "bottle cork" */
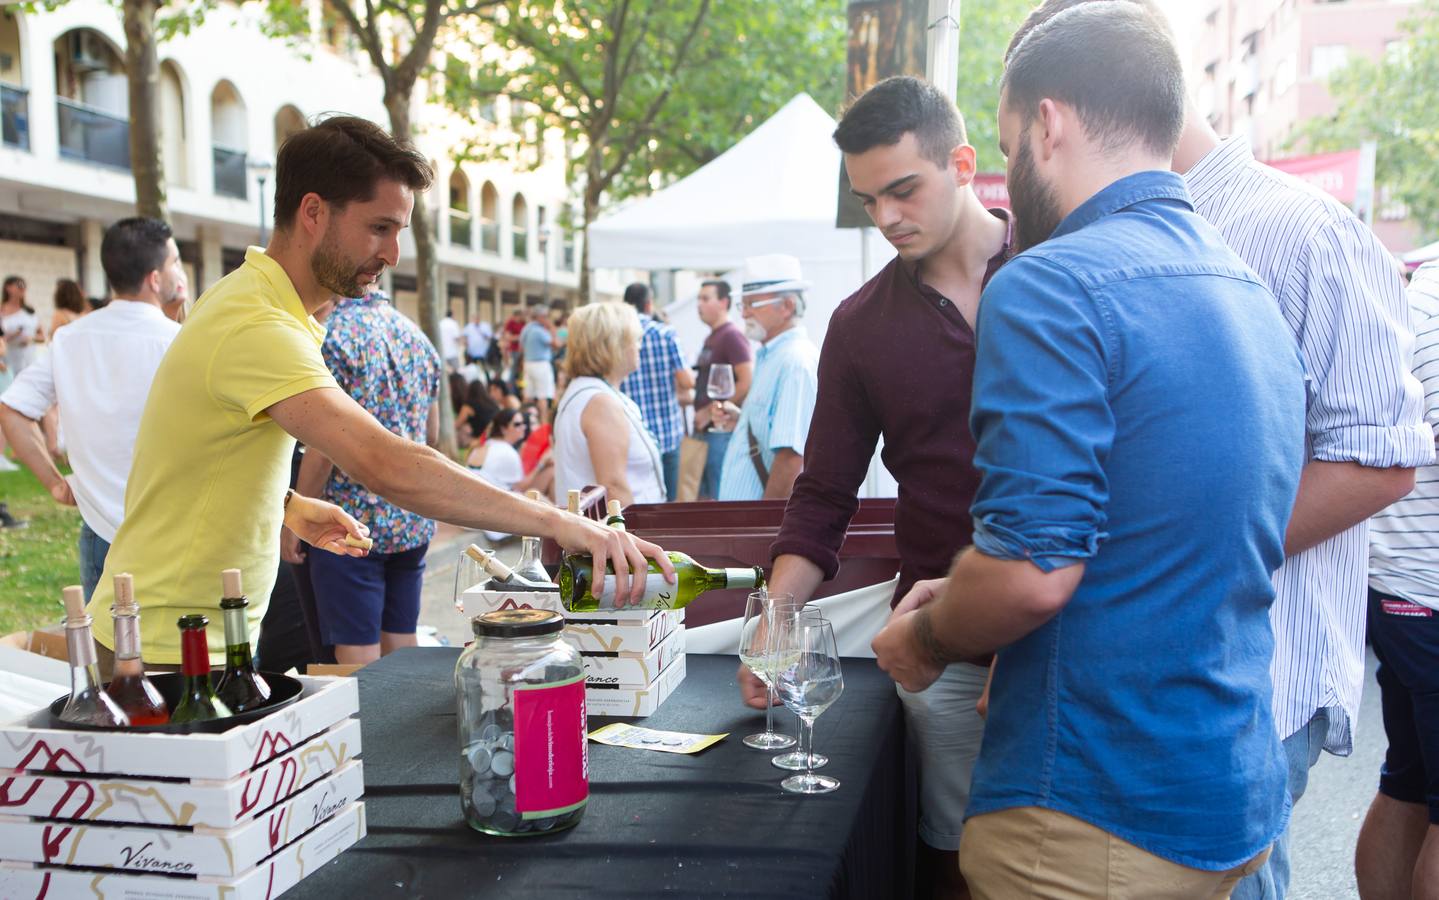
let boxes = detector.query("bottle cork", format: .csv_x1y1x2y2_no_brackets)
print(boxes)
221,568,244,599
567,489,582,515
61,585,87,624
113,573,137,614
527,490,543,503
343,534,374,550
607,500,623,519
465,545,514,579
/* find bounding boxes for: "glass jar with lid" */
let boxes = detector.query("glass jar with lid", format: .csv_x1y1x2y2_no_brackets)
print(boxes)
455,608,588,836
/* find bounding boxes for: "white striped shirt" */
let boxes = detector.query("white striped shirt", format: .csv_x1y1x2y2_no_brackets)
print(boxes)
1371,263,1439,608
1186,138,1432,754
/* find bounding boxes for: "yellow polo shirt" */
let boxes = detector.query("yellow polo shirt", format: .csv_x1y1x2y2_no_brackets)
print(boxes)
89,248,337,664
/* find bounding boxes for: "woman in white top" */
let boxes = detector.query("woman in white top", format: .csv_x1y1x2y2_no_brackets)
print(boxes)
554,303,665,506
465,408,528,490
1,276,39,380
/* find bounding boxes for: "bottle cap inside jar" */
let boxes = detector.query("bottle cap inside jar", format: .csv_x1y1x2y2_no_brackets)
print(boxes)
473,608,565,638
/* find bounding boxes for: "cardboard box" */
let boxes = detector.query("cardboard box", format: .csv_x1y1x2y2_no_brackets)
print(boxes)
581,627,686,689
0,760,364,876
0,800,366,900
0,675,358,781
0,716,362,828
0,630,69,661
585,653,688,718
563,609,683,654
460,588,668,624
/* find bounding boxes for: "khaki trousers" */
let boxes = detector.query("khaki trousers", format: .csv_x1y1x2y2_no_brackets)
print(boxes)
959,806,1271,900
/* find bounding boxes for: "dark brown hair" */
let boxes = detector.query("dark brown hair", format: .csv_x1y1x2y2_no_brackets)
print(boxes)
100,217,173,295
833,76,967,167
273,115,433,230
53,279,86,314
1006,0,1169,64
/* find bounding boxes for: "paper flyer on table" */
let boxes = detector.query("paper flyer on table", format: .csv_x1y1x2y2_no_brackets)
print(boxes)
588,723,726,754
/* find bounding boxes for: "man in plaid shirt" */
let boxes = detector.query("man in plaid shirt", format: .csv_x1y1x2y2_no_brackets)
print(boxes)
620,282,694,501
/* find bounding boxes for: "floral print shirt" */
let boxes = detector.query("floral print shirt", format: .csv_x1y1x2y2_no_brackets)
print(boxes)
320,293,441,553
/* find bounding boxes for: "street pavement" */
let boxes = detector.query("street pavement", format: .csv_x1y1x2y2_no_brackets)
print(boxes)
417,535,1389,898
1291,649,1385,899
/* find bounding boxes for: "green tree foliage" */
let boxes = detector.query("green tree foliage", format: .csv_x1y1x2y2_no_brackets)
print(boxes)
1292,0,1439,236
955,0,1033,173
447,0,845,296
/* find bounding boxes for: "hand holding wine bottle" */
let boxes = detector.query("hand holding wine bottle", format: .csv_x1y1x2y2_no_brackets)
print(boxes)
550,509,675,608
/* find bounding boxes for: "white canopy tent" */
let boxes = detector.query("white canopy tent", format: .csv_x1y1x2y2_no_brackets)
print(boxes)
588,93,899,497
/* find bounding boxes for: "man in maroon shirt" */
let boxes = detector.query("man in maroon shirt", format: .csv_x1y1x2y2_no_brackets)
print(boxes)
741,76,1011,899
692,279,754,499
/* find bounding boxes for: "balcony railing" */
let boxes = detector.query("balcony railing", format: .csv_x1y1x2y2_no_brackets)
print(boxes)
449,210,472,248
57,97,130,169
513,229,528,261
561,239,576,272
213,144,248,199
480,221,499,254
1,82,29,151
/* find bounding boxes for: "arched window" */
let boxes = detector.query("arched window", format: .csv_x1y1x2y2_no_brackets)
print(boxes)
511,193,528,261
0,11,28,149
448,167,472,249
480,181,499,254
159,61,187,187
274,104,305,154
210,79,248,199
53,28,128,167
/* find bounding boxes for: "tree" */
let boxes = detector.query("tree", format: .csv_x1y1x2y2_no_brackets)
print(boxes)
1292,0,1439,236
121,0,168,220
954,0,1033,174
265,0,504,457
450,0,845,299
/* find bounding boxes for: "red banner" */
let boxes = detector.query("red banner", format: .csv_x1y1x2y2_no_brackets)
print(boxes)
971,148,1362,212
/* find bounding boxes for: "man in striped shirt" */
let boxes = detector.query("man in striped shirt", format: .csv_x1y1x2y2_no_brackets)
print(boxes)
1009,4,1430,898
1361,261,1439,899
619,282,693,501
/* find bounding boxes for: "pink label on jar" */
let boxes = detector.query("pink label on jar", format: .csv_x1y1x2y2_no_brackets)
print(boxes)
514,674,589,817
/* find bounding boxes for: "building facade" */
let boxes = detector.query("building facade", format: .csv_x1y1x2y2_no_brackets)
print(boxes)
0,0,583,330
1190,0,1423,250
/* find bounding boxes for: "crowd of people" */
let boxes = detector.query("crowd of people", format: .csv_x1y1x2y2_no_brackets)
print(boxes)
3,1,1439,897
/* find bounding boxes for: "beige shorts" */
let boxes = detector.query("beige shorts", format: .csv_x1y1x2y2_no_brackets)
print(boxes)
523,361,556,400
959,805,1270,900
895,660,988,851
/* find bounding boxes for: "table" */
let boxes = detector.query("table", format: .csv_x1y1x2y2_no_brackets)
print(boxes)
287,650,915,899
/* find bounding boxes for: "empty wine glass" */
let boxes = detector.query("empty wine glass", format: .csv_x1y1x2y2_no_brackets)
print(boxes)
453,545,489,614
739,590,796,750
770,602,830,771
776,618,844,795
707,364,736,433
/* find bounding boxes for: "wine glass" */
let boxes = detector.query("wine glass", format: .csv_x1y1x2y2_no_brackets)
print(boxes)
770,603,831,772
453,545,489,615
707,364,736,433
738,591,796,750
775,618,844,794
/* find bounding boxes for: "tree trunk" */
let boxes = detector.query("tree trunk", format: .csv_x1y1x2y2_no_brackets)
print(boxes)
579,162,605,304
385,91,458,460
123,0,168,222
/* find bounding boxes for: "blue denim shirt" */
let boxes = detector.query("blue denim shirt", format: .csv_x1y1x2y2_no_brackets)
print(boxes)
967,171,1306,870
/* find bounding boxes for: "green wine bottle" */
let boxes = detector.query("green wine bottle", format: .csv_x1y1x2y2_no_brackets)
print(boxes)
171,614,234,724
558,551,764,612
605,500,626,531
214,569,272,713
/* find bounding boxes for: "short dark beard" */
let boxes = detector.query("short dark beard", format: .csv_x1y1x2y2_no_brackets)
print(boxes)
1009,127,1063,253
311,230,367,298
913,607,956,668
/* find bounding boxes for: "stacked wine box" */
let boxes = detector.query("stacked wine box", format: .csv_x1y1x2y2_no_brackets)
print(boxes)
461,587,687,717
0,675,365,900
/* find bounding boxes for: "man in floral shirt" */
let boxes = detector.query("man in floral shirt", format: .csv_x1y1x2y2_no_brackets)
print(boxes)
290,289,441,665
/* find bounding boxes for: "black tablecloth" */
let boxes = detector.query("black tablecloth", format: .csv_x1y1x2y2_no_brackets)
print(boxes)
285,649,914,899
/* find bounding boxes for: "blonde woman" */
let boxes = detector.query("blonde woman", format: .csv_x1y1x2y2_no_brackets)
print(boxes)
553,303,665,507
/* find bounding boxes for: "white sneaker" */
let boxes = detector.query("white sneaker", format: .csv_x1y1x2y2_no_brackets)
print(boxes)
0,456,19,472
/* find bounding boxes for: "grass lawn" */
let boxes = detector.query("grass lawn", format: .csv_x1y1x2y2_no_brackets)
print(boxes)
0,467,80,635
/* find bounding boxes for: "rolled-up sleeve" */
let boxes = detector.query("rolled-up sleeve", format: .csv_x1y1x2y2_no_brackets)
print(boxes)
1292,216,1432,468
0,348,56,420
969,257,1112,572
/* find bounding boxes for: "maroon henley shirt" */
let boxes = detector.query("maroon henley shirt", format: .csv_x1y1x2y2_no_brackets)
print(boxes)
771,210,1013,605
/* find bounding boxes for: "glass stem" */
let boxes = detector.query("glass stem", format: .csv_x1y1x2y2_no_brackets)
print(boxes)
802,716,816,779
764,681,776,736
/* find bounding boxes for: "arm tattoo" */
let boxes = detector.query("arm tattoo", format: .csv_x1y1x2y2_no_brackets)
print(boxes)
914,607,956,668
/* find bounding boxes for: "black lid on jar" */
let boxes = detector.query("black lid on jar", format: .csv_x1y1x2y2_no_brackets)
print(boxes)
473,608,565,638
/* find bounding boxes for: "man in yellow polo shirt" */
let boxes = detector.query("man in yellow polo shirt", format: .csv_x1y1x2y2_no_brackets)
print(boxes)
90,116,672,665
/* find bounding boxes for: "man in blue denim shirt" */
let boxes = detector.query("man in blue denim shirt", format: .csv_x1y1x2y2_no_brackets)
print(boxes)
872,6,1306,897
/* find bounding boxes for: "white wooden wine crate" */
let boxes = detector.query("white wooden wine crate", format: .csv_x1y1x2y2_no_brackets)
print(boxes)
460,587,672,624
581,627,686,689
0,759,363,877
0,716,361,828
585,653,688,718
564,609,683,654
0,675,358,781
0,800,366,900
